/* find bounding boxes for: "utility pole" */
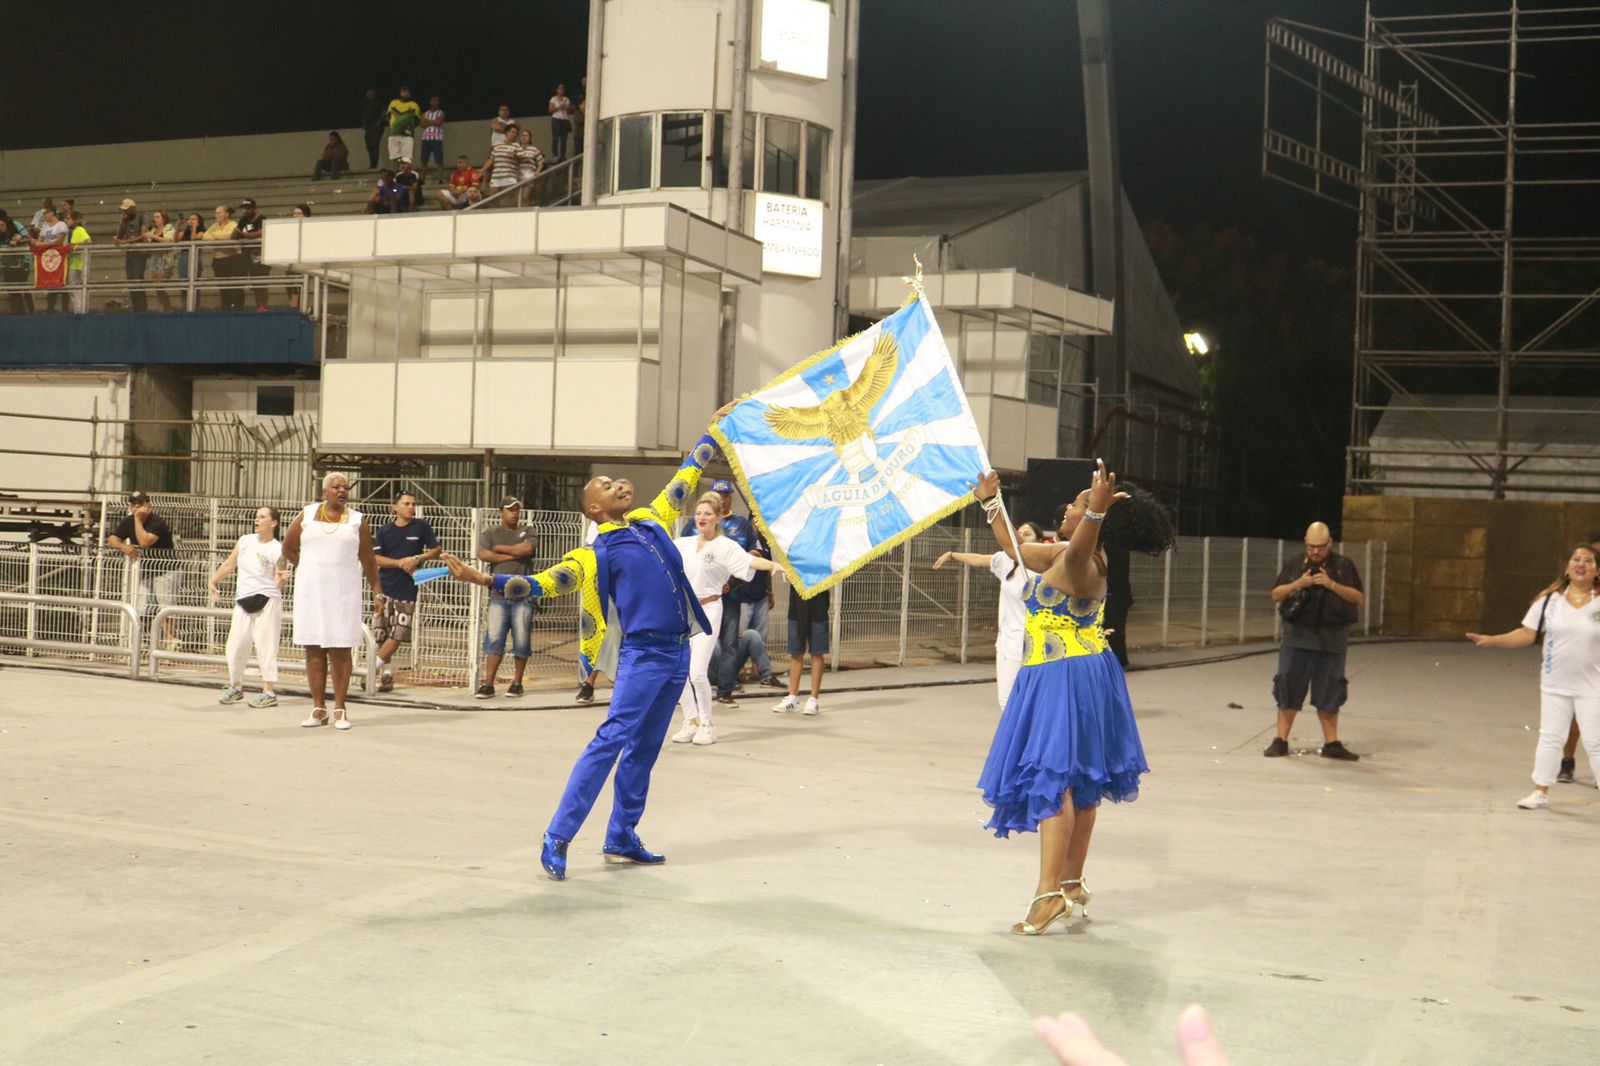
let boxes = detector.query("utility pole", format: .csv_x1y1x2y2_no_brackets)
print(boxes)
1077,0,1127,458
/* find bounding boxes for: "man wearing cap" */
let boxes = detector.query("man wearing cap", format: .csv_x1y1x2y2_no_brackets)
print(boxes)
111,199,148,312
107,492,184,651
234,199,268,310
474,497,537,698
706,480,784,696
386,86,422,165
393,158,423,213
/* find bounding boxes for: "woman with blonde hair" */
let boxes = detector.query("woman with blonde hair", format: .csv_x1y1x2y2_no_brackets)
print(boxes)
283,473,381,730
1467,544,1600,809
208,506,287,707
671,491,783,746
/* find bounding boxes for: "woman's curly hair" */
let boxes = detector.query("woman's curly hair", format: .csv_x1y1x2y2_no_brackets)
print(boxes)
1100,485,1176,557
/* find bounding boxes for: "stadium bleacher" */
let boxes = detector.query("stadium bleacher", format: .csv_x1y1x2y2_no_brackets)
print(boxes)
3,174,379,236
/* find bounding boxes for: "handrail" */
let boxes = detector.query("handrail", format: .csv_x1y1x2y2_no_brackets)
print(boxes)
465,154,582,211
148,604,379,697
0,240,308,315
0,590,141,678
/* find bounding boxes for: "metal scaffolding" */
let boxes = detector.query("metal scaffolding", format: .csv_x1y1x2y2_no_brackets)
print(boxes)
1264,3,1600,499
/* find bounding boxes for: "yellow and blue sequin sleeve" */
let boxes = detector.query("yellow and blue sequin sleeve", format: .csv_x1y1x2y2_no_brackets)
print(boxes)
637,434,718,532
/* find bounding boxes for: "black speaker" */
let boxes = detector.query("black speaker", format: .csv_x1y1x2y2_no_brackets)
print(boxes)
1022,458,1097,530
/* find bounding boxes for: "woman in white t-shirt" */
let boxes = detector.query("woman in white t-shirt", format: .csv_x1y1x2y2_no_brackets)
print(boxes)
208,506,288,708
933,522,1046,709
1468,544,1600,810
671,492,784,746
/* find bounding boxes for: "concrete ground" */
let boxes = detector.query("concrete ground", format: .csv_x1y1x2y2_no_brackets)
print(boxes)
3,641,1598,1065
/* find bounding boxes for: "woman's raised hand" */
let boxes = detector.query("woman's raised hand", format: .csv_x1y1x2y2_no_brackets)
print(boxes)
973,470,1000,502
1087,458,1127,515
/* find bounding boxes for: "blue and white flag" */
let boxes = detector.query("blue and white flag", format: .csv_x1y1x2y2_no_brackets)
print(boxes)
712,294,991,597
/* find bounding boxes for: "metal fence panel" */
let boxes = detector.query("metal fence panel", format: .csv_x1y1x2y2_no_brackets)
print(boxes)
1,500,1387,686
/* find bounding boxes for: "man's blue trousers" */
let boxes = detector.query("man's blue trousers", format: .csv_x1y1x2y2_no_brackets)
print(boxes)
547,637,690,844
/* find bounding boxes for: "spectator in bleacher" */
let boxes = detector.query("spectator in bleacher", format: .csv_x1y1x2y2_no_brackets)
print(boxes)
548,83,576,162
313,131,350,180
293,203,312,218
515,130,545,206
420,96,446,182
394,158,423,212
437,155,482,210
203,205,243,310
386,86,422,165
112,198,149,312
60,199,77,226
30,206,70,312
362,88,385,169
1,209,33,314
144,210,178,313
490,104,514,147
484,125,522,206
66,213,91,314
30,197,56,231
176,212,205,284
235,199,269,311
364,169,408,215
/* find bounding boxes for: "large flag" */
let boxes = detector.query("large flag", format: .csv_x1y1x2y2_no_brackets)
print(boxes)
712,293,990,597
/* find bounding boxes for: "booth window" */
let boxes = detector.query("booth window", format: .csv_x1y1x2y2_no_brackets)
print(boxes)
593,118,614,196
617,114,655,191
710,112,756,189
762,116,802,195
659,112,705,188
803,124,831,202
256,386,295,416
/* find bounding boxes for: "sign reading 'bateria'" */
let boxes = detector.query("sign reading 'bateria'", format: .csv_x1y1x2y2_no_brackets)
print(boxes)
752,193,824,278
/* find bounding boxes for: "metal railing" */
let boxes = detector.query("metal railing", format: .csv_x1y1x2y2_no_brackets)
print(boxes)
0,242,311,315
0,590,141,678
465,154,582,211
0,500,1388,692
148,604,378,696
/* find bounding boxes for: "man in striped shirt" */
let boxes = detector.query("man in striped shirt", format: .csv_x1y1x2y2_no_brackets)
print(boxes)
420,95,446,182
482,124,523,207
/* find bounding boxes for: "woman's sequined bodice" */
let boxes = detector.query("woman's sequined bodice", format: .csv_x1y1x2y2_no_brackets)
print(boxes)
1018,574,1107,665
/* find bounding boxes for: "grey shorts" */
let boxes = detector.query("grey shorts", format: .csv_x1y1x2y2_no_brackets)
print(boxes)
1272,643,1348,713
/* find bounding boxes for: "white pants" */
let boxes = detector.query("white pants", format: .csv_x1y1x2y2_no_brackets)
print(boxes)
680,599,721,726
226,598,282,687
1532,690,1600,787
387,134,414,162
996,653,1022,711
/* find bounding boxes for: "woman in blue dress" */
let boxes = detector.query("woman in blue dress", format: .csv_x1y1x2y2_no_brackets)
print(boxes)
972,459,1175,935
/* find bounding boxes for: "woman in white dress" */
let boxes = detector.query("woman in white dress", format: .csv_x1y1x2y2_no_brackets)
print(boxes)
283,473,380,730
933,521,1045,710
672,493,784,746
1467,544,1600,809
208,506,288,707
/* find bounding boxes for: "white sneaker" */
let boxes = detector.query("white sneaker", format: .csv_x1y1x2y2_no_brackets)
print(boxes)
1517,790,1549,810
692,723,717,746
773,695,798,714
671,720,700,744
803,696,820,716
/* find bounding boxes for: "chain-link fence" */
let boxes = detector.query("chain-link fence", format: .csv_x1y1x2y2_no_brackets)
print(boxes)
0,497,1386,691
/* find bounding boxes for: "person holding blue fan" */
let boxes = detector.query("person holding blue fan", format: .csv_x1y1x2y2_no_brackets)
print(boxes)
971,459,1175,936
371,491,442,693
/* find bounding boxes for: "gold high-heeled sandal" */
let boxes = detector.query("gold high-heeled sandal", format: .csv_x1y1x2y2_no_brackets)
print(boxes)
1061,877,1092,922
1011,889,1071,936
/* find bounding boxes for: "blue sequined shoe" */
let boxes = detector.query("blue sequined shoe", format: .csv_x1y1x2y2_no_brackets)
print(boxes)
602,829,665,866
540,833,570,881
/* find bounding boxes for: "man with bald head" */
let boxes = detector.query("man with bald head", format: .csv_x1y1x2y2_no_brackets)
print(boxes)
442,409,733,879
1265,521,1365,760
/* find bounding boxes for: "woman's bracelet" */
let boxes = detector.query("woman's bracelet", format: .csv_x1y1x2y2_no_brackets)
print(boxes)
979,489,1003,521
1082,507,1106,523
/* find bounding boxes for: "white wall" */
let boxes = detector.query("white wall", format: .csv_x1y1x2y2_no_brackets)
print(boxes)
0,371,127,495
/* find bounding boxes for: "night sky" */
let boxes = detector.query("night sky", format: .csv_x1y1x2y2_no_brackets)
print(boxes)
6,0,1550,259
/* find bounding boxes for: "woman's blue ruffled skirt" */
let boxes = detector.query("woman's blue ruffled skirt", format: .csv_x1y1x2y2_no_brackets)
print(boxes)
977,651,1148,837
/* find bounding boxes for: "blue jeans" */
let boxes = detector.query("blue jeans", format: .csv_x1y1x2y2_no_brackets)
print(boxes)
548,637,689,843
483,597,533,659
714,599,773,696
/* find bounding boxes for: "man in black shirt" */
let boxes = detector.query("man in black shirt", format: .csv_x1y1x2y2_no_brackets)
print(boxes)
111,198,148,311
774,588,830,716
393,158,424,213
362,88,385,169
107,491,184,651
1265,521,1365,761
234,199,268,309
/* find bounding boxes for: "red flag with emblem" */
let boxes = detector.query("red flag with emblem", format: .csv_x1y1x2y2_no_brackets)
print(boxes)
33,245,68,288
